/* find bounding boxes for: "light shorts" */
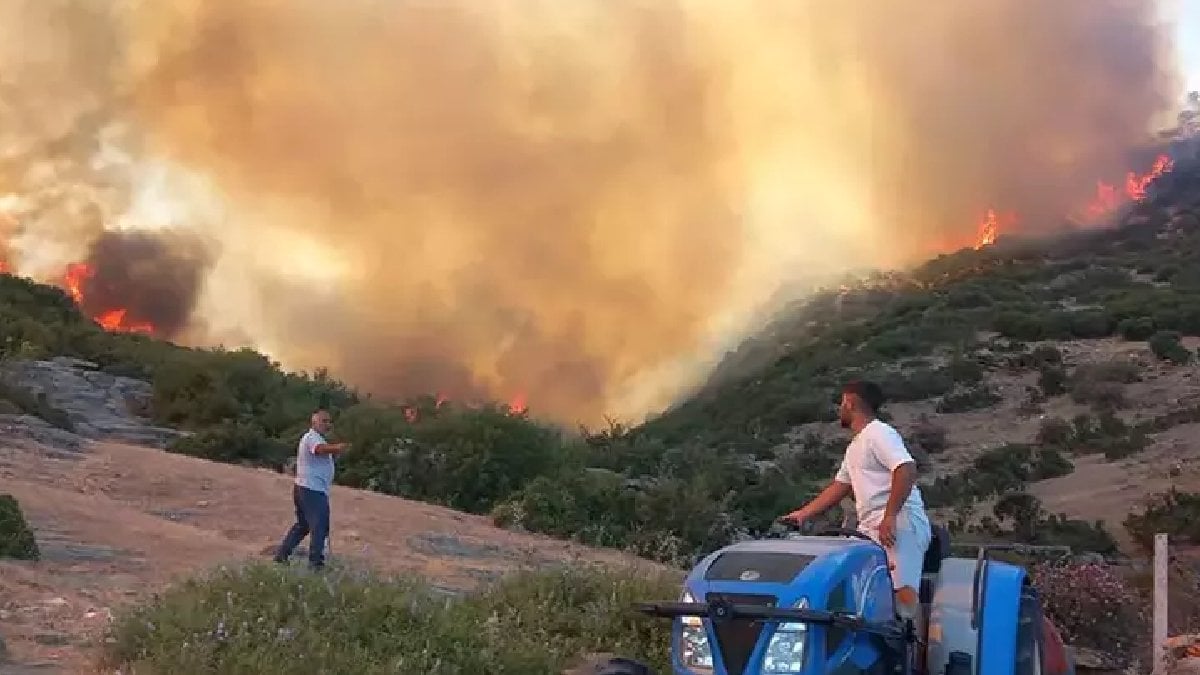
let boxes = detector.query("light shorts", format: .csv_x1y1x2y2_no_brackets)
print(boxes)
859,509,932,592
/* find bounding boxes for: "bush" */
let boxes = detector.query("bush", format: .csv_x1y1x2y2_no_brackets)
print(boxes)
907,415,949,454
1117,316,1156,341
1066,310,1115,338
946,355,984,384
0,494,39,560
1036,515,1118,556
103,563,679,675
1031,562,1145,662
1148,330,1192,363
1035,418,1073,448
935,384,1002,413
1037,365,1068,396
339,405,574,516
878,368,953,402
1123,488,1200,550
168,420,292,468
1068,362,1139,410
1029,344,1063,366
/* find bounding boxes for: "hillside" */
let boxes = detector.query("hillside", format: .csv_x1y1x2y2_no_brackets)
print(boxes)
631,142,1200,552
2,134,1200,672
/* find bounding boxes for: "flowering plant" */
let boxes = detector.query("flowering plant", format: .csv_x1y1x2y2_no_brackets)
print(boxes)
1031,561,1146,660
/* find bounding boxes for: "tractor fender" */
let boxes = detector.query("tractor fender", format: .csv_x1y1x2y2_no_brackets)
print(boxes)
924,557,1026,675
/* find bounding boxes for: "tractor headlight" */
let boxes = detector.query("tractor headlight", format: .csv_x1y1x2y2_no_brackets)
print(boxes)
679,590,714,673
762,597,809,674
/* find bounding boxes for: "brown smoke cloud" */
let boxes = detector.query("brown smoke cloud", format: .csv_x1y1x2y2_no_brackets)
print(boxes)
76,230,216,336
0,0,1183,424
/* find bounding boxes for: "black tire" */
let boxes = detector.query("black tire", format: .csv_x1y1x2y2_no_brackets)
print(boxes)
590,657,656,675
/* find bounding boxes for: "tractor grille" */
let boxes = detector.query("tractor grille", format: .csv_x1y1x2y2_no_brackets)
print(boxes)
704,551,815,583
705,592,776,675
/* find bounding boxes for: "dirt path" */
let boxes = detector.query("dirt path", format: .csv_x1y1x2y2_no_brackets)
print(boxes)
0,439,651,673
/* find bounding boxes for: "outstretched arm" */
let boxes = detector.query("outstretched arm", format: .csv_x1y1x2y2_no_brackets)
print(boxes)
312,442,347,456
783,479,852,523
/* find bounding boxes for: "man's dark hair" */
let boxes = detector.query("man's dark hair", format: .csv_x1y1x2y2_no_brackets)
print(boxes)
842,379,885,415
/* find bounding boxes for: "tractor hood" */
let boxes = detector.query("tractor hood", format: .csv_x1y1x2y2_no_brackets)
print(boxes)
673,535,895,675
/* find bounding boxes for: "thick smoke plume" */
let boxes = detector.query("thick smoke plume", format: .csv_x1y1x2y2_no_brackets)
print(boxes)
76,230,216,337
0,0,1183,424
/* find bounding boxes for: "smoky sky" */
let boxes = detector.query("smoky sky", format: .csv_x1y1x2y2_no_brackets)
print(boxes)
0,0,1183,424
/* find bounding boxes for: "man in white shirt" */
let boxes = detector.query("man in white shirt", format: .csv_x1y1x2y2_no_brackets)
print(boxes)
273,409,349,570
782,380,932,619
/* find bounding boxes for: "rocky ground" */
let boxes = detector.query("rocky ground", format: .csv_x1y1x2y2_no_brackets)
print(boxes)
1,357,184,449
0,360,652,673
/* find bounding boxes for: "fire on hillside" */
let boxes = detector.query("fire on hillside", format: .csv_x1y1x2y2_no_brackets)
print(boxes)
967,153,1176,251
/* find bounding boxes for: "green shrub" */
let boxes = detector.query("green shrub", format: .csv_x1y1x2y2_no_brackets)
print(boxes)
1035,418,1073,448
103,563,680,675
935,384,1001,413
1065,310,1115,339
336,404,575,516
168,420,292,468
1036,514,1118,556
1148,330,1192,363
946,355,984,384
1068,362,1139,410
994,311,1070,341
907,416,949,454
1117,316,1156,341
1030,344,1063,366
0,494,39,560
1037,365,1068,396
945,444,1074,502
878,368,953,402
1123,488,1200,550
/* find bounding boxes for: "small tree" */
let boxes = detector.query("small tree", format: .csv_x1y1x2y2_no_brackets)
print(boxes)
1037,365,1067,396
0,494,39,560
1148,330,1191,364
993,492,1044,541
1117,316,1155,341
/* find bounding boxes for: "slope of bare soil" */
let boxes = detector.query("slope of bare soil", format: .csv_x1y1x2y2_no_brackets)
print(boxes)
0,438,651,673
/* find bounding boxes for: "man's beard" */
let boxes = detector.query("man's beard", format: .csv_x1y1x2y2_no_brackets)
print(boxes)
839,415,850,429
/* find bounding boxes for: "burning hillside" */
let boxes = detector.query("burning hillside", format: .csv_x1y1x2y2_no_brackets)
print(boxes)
966,152,1177,251
0,0,1189,424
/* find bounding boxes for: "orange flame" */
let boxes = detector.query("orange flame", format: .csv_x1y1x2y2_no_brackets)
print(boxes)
1081,153,1174,221
508,392,528,415
60,262,157,335
64,262,91,303
972,153,1174,251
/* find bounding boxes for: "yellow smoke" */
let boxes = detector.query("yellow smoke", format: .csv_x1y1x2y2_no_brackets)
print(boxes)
0,0,1183,424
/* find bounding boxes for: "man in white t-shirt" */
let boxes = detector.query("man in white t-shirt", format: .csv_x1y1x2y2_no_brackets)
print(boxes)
782,380,932,619
273,409,349,570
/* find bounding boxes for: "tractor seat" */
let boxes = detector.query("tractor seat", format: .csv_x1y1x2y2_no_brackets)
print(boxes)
919,524,951,606
922,523,951,575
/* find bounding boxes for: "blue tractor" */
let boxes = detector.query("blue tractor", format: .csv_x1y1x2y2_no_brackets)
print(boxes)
595,525,1075,675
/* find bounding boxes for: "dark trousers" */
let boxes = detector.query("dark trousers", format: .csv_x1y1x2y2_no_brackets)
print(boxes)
275,484,330,568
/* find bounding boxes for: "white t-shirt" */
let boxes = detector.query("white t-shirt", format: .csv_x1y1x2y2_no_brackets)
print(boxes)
834,419,927,530
295,428,335,493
